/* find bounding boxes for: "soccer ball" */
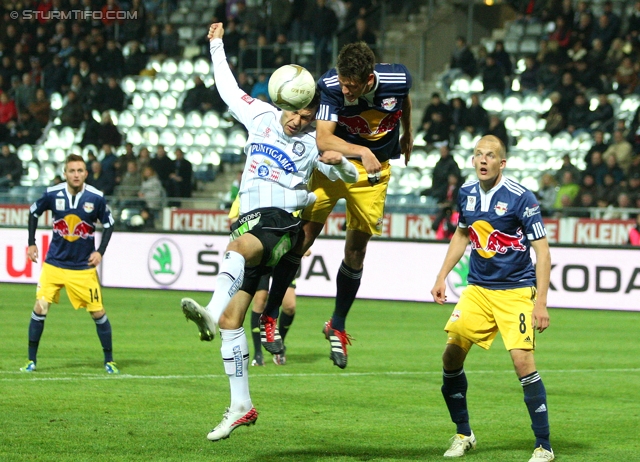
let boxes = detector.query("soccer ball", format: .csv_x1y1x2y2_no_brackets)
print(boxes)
268,64,316,111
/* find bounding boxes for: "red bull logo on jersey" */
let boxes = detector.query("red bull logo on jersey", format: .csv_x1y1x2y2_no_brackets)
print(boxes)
468,220,526,258
337,109,401,141
52,214,94,242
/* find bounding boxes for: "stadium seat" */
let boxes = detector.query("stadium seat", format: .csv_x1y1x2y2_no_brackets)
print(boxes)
59,126,75,148
178,58,194,75
515,114,537,132
551,132,572,150
136,77,154,93
26,162,40,182
146,58,162,73
531,133,552,151
522,94,544,113
126,127,143,145
159,129,177,147
503,39,519,54
185,111,203,128
525,22,544,36
194,130,212,146
52,148,66,163
620,94,640,113
131,93,144,110
227,128,247,148
171,111,186,128
142,128,159,145
202,111,221,128
177,130,194,146
503,94,523,114
482,93,503,113
210,128,227,147
185,149,203,166
144,92,161,110
160,93,178,110
118,110,136,128
178,26,195,42
82,144,98,158
50,92,64,111
35,147,49,162
519,38,539,54
194,58,211,75
161,59,178,75
470,77,483,93
450,76,471,94
17,144,33,162
153,77,170,93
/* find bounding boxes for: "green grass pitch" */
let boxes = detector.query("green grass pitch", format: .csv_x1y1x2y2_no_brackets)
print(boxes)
1,283,638,461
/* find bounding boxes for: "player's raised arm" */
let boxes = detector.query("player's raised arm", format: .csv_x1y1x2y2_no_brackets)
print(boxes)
317,150,359,183
431,226,470,304
316,119,381,174
207,22,266,127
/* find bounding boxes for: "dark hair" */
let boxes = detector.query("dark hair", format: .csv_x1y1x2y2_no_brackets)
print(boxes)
65,154,85,166
336,41,375,84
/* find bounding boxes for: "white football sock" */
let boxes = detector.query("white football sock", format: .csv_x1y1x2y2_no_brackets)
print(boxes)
206,250,245,323
220,327,252,412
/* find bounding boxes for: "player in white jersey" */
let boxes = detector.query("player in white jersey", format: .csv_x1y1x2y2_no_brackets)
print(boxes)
180,22,358,442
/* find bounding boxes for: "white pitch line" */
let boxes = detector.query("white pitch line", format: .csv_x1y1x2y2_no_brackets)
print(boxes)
0,368,639,382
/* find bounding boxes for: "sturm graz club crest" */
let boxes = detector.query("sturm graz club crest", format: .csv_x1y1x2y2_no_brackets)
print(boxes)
292,141,305,156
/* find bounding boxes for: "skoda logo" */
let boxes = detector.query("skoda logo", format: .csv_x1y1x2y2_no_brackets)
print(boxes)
148,238,183,286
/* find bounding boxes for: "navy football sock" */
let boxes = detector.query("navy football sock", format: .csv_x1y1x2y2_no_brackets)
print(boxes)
521,371,551,451
442,367,471,436
279,312,295,342
94,315,113,363
28,311,46,362
250,311,262,356
331,261,362,331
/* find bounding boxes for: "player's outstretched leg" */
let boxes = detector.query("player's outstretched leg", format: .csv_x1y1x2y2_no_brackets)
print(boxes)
207,407,258,441
260,314,283,354
528,447,555,461
322,320,352,369
250,311,264,366
181,298,216,341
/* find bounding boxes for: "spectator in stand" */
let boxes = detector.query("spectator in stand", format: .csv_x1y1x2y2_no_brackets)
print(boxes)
144,24,163,57
492,40,512,77
536,63,562,95
431,204,459,241
537,173,558,217
167,148,193,204
577,172,600,200
625,171,640,200
271,33,293,69
116,160,142,205
542,91,566,136
350,17,377,53
585,130,608,168
137,147,151,171
584,151,608,186
138,165,165,212
519,55,538,93
567,39,587,64
69,74,84,98
555,153,581,184
628,155,640,179
586,37,606,69
602,0,621,37
0,57,15,91
236,72,253,96
548,16,572,51
182,76,218,114
566,93,591,137
0,143,23,191
424,112,450,148
120,0,148,43
78,60,92,85
629,212,640,246
591,14,617,51
603,130,633,175
42,55,67,96
486,114,509,150
161,23,181,58
250,73,269,101
311,0,338,73
86,160,116,196
597,173,621,206
553,170,581,210
98,112,122,147
573,12,594,46
615,56,638,96
100,143,119,180
627,1,640,41
421,144,461,203
59,90,84,128
80,72,105,112
27,88,51,126
8,111,43,146
102,40,125,78
588,94,614,133
572,191,595,217
463,93,489,136
150,145,174,191
420,93,450,134
0,92,18,126
604,37,625,76
603,154,625,185
123,41,149,76
441,36,476,90
100,77,125,112
573,59,602,94
14,73,37,114
448,97,467,146
115,142,137,183
554,72,578,115
481,53,506,95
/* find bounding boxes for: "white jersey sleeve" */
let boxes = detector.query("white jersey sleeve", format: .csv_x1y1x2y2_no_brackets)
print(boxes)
316,157,359,183
209,38,274,127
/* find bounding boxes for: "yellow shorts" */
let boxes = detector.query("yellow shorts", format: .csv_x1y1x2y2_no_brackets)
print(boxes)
444,285,537,351
228,195,240,221
37,262,104,312
302,160,390,235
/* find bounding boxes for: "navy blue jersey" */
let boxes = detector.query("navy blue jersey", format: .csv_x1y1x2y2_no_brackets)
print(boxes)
457,176,546,289
30,183,114,270
316,64,412,163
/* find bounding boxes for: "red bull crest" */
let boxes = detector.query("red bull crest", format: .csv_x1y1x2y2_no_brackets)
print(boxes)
52,214,94,242
468,220,526,258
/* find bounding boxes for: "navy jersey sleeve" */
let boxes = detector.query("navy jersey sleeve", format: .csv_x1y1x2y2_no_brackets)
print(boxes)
317,70,341,122
97,197,115,229
517,190,546,241
30,191,52,218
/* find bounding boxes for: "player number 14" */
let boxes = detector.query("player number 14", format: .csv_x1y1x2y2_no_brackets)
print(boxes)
89,288,100,303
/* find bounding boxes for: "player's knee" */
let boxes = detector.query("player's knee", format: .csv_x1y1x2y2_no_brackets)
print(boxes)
443,336,471,369
281,304,295,315
219,312,240,330
90,309,106,319
34,299,49,315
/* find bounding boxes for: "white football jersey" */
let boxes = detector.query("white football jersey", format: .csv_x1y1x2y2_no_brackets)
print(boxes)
210,39,357,214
